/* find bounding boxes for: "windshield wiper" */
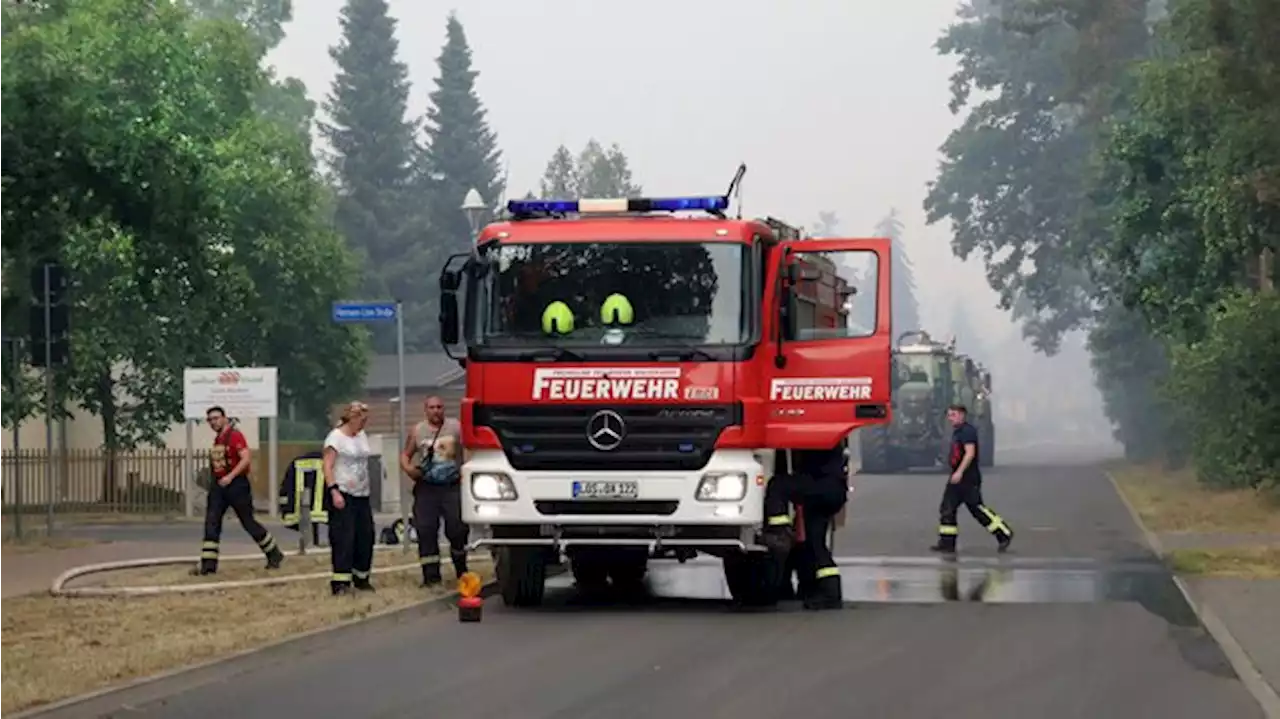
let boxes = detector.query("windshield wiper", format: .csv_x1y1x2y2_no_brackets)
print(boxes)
647,342,716,362
517,345,585,362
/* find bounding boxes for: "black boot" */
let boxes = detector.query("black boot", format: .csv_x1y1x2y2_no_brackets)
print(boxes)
265,546,285,570
189,565,216,577
451,551,469,579
422,561,443,587
803,575,843,611
997,530,1014,553
331,582,351,596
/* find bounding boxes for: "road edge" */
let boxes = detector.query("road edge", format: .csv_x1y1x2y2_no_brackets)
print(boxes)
1105,469,1280,719
9,579,500,719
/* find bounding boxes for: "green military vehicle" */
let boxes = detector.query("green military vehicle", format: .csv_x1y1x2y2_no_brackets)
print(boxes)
859,330,995,472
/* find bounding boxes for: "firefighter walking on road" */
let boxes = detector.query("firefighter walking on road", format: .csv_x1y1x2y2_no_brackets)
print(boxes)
194,406,284,575
400,396,469,587
931,404,1014,555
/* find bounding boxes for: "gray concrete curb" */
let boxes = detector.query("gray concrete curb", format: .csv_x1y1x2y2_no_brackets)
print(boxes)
9,579,501,719
1106,470,1280,719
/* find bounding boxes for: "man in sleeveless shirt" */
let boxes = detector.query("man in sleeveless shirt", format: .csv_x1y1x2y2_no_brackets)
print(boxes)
399,396,469,586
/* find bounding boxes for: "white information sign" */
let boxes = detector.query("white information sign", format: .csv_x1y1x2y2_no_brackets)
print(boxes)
183,367,279,419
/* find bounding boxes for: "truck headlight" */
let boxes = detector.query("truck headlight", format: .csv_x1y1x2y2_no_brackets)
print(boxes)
696,472,747,501
471,473,517,501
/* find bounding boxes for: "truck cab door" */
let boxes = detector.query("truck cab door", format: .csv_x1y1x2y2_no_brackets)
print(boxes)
764,238,892,449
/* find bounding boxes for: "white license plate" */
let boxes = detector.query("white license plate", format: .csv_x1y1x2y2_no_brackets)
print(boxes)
571,480,639,500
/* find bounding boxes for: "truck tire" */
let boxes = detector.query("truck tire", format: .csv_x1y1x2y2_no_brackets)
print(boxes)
860,426,892,474
722,551,782,607
497,546,547,608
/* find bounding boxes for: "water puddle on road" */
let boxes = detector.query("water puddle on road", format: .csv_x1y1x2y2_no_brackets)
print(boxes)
619,557,1200,626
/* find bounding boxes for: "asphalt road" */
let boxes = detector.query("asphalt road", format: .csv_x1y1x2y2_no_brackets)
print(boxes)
38,457,1265,719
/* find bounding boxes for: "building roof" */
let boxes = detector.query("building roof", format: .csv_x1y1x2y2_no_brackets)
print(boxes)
363,352,465,391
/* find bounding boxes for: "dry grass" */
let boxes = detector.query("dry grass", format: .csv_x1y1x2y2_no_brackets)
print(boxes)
1111,463,1280,534
1,555,493,715
1167,548,1280,579
1,536,100,556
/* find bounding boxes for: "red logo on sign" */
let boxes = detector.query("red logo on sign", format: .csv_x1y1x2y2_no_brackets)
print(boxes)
218,372,240,385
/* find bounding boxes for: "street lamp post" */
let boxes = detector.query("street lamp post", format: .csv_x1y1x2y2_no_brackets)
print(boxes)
462,188,486,240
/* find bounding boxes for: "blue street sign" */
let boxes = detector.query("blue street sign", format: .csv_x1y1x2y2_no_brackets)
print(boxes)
332,301,398,323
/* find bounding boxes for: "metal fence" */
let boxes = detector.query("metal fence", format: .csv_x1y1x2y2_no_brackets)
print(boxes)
1,448,209,514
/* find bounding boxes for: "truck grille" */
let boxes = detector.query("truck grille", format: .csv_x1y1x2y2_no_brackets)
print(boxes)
474,403,741,471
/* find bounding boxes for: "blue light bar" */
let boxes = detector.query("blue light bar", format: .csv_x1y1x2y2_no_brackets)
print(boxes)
507,195,729,217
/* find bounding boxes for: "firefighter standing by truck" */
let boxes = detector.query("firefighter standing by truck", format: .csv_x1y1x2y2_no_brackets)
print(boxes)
931,404,1014,554
194,406,284,575
764,444,848,610
400,396,469,586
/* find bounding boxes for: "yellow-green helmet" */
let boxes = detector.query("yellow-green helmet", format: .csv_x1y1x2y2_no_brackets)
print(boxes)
541,301,575,335
600,293,635,326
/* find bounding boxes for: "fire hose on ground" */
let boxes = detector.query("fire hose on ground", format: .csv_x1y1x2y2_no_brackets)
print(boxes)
50,544,467,598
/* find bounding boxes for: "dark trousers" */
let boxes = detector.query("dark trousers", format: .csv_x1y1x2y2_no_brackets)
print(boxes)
766,471,844,606
200,476,280,573
329,493,375,590
413,482,469,583
936,480,1012,550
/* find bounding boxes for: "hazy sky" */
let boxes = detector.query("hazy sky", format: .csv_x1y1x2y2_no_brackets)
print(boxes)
266,1,1116,440
267,0,1010,334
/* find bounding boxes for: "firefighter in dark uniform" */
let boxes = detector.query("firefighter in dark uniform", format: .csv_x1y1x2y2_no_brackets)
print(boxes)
193,406,284,575
931,404,1014,554
763,442,848,610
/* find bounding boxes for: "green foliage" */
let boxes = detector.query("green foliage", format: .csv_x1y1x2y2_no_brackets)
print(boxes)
925,0,1151,354
1163,292,1280,489
321,0,425,353
1086,302,1182,463
1097,0,1280,342
2,0,366,445
419,13,505,255
538,140,643,199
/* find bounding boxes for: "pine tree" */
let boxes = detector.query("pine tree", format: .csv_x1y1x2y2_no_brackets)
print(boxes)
419,12,505,256
539,145,576,198
873,209,921,334
575,140,642,198
321,0,424,352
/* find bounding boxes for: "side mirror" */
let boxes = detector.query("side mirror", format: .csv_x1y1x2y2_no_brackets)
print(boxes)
439,292,460,346
440,269,461,292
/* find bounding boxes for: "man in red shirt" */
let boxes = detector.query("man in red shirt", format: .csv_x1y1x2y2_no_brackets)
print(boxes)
194,406,285,575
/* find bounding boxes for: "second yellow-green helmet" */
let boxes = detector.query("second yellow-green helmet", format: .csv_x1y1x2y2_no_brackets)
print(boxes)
600,293,635,326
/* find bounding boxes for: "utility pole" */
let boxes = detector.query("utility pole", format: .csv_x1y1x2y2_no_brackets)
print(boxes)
30,262,70,536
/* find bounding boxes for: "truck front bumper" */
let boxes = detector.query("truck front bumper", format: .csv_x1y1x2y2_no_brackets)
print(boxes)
461,449,770,553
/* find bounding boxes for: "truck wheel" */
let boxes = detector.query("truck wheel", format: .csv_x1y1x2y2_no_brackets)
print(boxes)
723,552,782,607
860,427,891,474
497,546,547,608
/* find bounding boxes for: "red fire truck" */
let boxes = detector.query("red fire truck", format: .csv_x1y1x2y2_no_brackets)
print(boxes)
436,183,892,608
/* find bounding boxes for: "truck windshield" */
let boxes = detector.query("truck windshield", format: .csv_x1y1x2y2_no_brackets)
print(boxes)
469,241,749,347
897,354,939,385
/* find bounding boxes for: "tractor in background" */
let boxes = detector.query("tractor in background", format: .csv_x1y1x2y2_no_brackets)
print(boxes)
859,330,994,472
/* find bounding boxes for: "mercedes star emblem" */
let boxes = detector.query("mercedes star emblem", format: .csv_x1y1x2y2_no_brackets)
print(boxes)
586,410,626,451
